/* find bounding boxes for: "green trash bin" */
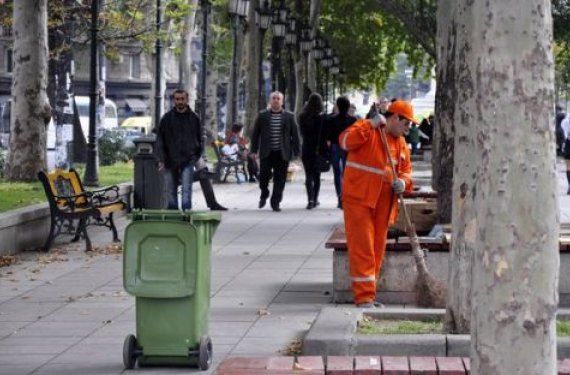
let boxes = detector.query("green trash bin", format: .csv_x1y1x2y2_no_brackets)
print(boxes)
122,209,222,370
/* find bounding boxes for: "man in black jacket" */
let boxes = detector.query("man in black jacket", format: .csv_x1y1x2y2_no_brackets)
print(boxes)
156,89,202,210
250,91,301,212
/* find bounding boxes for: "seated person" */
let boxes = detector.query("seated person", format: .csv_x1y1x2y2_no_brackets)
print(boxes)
225,122,259,183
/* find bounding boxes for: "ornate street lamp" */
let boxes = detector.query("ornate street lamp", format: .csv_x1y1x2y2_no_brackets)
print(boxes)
270,1,287,91
299,25,313,103
199,0,211,157
255,0,271,111
83,0,100,186
228,0,249,127
312,37,325,96
284,16,297,110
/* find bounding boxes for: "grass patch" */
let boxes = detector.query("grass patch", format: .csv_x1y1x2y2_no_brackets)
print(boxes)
358,317,570,336
358,317,443,335
0,162,134,213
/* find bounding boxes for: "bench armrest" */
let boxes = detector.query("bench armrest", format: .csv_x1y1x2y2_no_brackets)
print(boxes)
90,185,120,204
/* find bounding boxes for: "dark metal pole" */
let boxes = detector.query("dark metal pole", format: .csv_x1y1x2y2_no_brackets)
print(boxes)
83,0,99,186
200,0,210,158
258,28,266,111
230,15,239,127
154,0,163,130
325,69,328,113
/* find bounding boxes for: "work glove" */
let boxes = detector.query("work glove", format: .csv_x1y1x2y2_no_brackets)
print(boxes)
370,113,386,128
391,179,405,194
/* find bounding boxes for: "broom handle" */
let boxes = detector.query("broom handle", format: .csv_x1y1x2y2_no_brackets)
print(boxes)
378,126,416,237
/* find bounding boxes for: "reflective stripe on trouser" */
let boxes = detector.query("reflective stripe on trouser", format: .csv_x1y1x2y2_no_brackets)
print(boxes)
343,183,392,305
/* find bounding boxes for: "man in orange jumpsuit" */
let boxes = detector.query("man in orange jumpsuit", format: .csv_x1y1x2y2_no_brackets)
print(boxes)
339,100,418,308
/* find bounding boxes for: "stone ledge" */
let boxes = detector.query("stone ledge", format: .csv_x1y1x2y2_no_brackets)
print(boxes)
0,182,132,255
303,306,570,358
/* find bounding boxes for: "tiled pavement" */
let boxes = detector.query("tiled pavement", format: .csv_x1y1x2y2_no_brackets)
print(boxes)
1,158,570,374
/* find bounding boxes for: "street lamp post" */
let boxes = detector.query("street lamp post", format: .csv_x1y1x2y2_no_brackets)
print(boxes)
312,37,324,97
320,47,333,113
199,0,211,157
154,0,163,131
228,0,249,128
270,1,287,91
284,16,297,110
299,25,314,104
255,0,271,111
83,0,100,186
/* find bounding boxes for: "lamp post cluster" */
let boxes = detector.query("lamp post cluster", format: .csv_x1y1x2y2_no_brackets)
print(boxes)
229,0,346,114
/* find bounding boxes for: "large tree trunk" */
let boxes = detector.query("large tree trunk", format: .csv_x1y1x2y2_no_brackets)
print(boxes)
306,0,321,93
6,0,51,180
444,0,473,334
204,9,218,139
470,1,558,373
432,0,455,224
182,0,199,103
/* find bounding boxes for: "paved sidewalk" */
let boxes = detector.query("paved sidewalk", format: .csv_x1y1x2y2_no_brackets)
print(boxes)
2,158,570,374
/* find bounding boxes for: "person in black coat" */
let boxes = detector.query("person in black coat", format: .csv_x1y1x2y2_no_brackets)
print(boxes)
299,93,326,209
156,89,201,210
326,96,357,209
250,91,301,212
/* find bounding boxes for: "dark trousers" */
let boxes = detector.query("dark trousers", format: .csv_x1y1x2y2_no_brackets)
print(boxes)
259,150,289,208
302,156,321,203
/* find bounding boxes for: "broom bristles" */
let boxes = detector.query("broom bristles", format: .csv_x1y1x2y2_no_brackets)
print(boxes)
416,269,447,308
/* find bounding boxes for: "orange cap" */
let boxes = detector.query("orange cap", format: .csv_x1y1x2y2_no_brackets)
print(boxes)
388,100,419,125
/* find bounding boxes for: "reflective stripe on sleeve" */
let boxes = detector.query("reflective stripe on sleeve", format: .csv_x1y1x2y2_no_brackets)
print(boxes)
346,161,388,176
351,275,376,282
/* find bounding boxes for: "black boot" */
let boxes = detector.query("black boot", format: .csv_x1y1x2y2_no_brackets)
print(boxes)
567,171,570,195
306,183,315,210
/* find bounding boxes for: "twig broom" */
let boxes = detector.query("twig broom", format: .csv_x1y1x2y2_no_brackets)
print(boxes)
379,127,447,308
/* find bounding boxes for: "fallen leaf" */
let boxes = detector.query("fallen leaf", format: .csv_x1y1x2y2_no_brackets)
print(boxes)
257,308,271,316
293,362,311,371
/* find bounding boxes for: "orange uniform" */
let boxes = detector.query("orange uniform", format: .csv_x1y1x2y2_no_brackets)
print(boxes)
339,119,413,305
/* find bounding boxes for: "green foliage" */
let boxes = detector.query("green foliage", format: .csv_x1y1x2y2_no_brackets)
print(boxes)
320,0,434,91
97,131,133,166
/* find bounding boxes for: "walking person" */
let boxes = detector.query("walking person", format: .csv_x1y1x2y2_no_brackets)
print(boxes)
340,100,417,308
156,89,202,210
299,93,326,209
250,91,301,212
326,96,357,209
562,114,570,194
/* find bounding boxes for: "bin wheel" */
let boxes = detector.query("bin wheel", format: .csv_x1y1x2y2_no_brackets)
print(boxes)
198,336,213,370
123,334,139,370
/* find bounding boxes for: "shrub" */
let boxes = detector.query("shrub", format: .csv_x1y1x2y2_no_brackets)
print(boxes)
98,131,130,166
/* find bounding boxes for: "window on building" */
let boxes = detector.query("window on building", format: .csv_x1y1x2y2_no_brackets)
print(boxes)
129,54,141,79
5,48,13,73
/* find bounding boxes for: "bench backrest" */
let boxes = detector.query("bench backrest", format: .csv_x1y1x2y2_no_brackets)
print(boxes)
38,168,87,209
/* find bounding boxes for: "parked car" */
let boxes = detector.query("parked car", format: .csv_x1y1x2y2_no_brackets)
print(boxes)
121,116,152,135
106,128,144,148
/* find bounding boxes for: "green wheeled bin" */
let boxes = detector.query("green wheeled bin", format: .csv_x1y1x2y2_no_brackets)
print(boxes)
121,209,222,370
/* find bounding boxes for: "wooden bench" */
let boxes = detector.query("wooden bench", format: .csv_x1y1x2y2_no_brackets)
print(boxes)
212,141,248,183
38,168,127,252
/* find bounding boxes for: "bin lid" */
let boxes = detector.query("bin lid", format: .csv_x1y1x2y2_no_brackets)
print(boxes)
129,209,222,223
123,221,199,298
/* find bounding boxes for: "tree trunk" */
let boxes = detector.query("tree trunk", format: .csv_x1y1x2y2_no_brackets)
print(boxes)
244,0,259,137
470,1,558,373
182,0,199,103
432,0,455,224
294,54,304,117
204,9,218,139
443,0,473,334
307,0,321,93
6,0,51,181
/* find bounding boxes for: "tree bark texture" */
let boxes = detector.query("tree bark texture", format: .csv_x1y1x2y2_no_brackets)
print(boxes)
444,0,474,335
469,2,558,374
182,0,199,103
432,0,455,224
306,0,321,93
204,9,218,139
6,0,51,180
